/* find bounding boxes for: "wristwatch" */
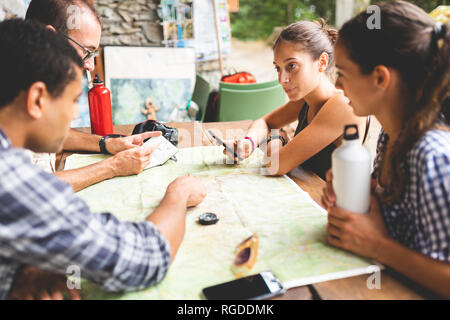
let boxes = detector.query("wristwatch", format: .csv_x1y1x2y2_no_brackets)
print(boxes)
265,135,287,146
99,134,125,155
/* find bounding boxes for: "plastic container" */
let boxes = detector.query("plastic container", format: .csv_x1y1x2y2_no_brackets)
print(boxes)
331,124,371,213
88,74,114,136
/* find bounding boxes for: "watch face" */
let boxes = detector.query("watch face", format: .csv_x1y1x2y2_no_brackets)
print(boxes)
268,135,286,146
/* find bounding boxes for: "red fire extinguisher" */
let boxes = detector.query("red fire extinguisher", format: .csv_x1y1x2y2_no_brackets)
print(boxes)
88,74,114,136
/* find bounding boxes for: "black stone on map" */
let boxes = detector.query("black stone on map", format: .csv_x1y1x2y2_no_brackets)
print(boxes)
198,212,219,225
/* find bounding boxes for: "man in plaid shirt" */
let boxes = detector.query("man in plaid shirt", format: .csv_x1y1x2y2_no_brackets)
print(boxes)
0,19,206,300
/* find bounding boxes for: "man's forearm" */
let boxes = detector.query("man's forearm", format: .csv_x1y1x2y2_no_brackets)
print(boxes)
54,158,115,192
146,188,189,262
63,129,101,152
377,237,450,298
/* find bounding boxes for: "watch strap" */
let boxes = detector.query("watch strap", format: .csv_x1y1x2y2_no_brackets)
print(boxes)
99,136,110,155
266,135,287,146
99,134,126,155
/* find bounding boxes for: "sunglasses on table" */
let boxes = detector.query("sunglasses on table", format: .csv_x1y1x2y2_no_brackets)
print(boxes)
63,34,99,62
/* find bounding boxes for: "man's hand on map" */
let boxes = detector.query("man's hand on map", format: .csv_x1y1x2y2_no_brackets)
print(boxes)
108,143,159,177
167,175,207,208
326,195,390,260
105,131,162,155
148,175,206,262
7,265,81,300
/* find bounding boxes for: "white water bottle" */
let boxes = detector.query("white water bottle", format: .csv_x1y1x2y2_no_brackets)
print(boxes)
332,124,371,213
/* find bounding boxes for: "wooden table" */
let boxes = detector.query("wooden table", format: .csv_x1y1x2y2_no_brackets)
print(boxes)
60,121,433,300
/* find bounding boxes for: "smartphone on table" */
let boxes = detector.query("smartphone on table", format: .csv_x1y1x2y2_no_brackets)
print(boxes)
202,271,285,300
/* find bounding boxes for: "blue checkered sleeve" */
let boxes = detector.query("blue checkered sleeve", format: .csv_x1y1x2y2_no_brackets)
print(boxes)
414,132,450,261
0,148,171,298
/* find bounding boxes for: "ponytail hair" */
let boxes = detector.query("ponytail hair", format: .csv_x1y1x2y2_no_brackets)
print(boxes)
338,0,450,203
273,19,338,75
316,18,338,46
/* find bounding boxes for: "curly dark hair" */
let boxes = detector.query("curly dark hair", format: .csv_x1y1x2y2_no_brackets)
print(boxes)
0,19,83,109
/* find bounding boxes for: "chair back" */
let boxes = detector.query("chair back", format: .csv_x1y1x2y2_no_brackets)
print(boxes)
219,79,279,91
218,85,286,122
192,74,211,122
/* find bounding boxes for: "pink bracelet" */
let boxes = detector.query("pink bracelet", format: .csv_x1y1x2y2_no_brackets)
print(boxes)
244,136,255,153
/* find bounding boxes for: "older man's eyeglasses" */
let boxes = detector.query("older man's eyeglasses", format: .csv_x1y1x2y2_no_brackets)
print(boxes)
63,34,99,62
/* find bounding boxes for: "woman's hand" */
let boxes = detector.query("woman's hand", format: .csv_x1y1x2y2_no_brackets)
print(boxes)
262,139,283,175
321,169,377,210
327,195,390,260
322,169,390,260
321,169,336,209
222,138,254,162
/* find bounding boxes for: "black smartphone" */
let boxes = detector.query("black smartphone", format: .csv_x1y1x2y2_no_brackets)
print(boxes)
208,130,243,161
202,271,286,300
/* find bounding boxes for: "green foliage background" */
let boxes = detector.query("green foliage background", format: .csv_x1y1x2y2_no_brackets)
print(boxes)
230,0,448,40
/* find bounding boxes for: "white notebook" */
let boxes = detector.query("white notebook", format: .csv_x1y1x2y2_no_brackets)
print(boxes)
143,135,178,169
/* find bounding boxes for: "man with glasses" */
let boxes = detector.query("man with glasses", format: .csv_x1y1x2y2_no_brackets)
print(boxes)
25,0,156,192
64,34,99,68
27,0,101,73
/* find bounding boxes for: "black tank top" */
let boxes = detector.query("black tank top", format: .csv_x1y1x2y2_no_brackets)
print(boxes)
294,103,336,180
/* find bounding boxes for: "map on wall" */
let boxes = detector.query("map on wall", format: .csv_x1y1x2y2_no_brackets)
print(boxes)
158,0,232,61
158,0,194,48
192,0,231,61
110,78,191,125
104,46,196,124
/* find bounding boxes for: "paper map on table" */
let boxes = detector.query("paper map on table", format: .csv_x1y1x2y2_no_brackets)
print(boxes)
65,147,380,300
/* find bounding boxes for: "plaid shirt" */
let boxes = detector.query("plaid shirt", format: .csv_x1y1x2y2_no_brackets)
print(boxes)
373,128,450,261
0,127,171,299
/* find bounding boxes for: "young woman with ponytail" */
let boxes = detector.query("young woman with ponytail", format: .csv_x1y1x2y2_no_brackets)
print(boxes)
224,19,367,180
321,1,450,297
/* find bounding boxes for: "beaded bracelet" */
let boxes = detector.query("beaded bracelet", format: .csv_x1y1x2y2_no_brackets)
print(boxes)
244,136,255,153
